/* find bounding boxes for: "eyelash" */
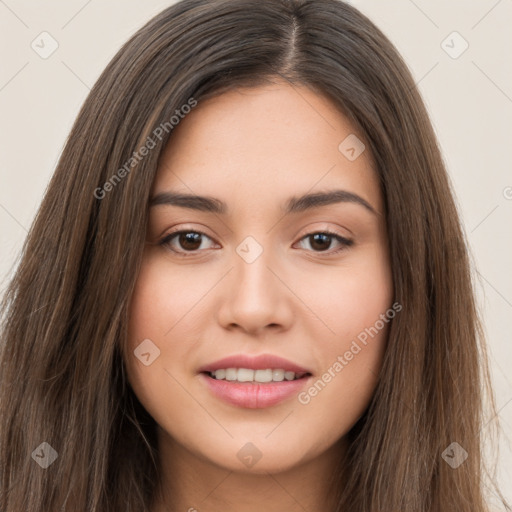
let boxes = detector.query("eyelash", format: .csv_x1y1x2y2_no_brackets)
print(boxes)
158,229,354,257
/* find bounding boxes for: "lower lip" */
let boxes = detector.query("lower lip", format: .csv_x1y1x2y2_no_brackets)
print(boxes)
199,373,312,409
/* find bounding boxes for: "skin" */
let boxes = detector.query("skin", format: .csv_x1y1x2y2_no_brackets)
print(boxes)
125,81,393,512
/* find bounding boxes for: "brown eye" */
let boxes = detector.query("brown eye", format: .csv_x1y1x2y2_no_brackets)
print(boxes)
309,233,333,252
159,230,216,255
297,231,353,254
181,232,203,251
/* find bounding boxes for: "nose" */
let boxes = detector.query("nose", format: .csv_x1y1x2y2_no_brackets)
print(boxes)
216,244,294,336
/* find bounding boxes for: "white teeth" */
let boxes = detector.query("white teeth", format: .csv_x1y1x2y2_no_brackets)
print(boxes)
237,368,254,382
215,369,226,380
210,368,306,382
254,369,272,383
272,369,285,381
225,368,237,381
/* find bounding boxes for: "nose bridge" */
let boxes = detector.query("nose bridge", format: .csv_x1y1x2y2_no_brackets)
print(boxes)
217,233,292,333
233,234,278,304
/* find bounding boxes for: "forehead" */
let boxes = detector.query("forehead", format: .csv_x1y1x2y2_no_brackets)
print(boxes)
153,83,382,215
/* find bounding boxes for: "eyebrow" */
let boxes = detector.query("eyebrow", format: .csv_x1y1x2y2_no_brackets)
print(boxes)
149,189,377,215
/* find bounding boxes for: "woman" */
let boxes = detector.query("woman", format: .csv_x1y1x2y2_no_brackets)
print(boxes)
0,0,508,510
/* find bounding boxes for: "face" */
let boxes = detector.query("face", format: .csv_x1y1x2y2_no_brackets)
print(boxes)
125,82,393,475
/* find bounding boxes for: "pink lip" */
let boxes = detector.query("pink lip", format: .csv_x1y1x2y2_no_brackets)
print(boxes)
198,353,312,409
199,373,312,409
198,353,311,374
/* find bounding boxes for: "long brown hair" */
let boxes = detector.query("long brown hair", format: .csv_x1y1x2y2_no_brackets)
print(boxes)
0,0,508,510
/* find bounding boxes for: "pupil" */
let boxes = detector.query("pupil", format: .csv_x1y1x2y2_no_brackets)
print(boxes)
180,232,201,250
311,233,331,251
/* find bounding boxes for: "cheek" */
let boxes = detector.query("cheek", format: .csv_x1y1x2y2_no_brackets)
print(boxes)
124,257,197,431
297,328,387,446
126,251,210,353
296,245,393,419
297,291,392,438
124,256,184,392
297,242,393,343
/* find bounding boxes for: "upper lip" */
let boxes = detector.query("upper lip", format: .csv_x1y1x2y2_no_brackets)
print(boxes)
198,354,312,374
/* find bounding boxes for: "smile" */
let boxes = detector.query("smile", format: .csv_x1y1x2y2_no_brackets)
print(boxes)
198,353,313,408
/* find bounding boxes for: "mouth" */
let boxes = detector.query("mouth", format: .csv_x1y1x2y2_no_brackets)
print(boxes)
198,353,313,408
198,355,313,408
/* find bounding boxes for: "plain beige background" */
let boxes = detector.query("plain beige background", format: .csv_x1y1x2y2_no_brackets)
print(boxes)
1,0,511,504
